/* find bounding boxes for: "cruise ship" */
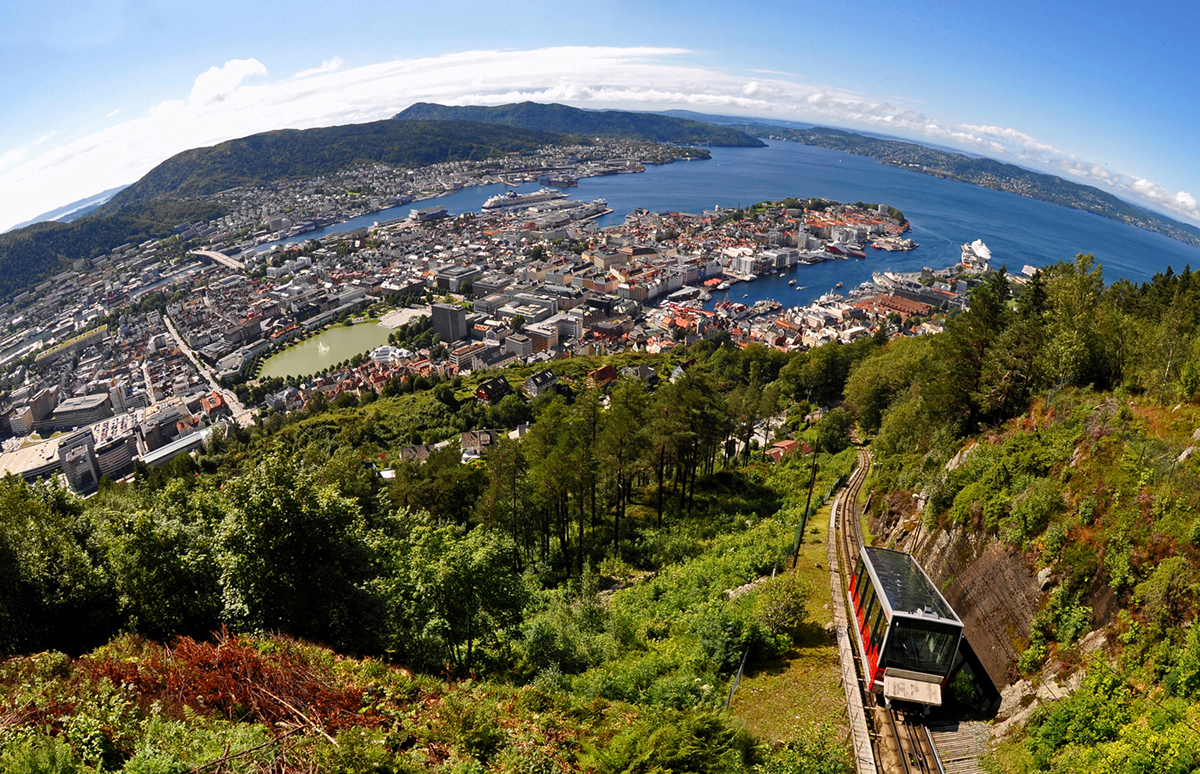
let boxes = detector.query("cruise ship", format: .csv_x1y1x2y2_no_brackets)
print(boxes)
482,187,569,211
960,239,992,272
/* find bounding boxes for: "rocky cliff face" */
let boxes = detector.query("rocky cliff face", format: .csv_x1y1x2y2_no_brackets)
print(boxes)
878,515,1044,692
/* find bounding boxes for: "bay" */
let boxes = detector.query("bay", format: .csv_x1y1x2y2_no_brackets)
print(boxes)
261,140,1200,311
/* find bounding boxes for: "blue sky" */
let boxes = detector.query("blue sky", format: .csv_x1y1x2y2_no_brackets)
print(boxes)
2,0,1198,231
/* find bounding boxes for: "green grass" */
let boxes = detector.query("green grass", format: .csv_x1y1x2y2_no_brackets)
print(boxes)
730,499,848,742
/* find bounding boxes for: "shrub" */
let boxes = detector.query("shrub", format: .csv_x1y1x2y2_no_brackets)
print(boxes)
754,724,852,774
695,608,763,674
0,736,83,774
589,709,756,774
755,574,812,638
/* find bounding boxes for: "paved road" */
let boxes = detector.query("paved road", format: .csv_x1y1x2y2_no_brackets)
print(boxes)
190,249,246,272
141,359,157,406
162,315,255,427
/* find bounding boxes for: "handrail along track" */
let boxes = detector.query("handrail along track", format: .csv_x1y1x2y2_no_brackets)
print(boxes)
836,447,944,774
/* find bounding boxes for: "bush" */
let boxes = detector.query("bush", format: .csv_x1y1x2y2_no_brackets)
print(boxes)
754,724,852,774
0,736,83,774
1025,669,1131,769
589,709,756,774
755,574,812,638
696,608,764,674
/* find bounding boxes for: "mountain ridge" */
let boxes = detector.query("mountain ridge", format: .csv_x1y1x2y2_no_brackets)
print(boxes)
102,119,566,210
393,101,767,148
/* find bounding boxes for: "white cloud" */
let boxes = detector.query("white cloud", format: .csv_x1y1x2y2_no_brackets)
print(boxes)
188,58,267,106
295,57,343,79
0,45,1195,232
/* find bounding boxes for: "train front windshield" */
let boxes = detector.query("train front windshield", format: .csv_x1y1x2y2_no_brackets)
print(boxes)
881,617,959,677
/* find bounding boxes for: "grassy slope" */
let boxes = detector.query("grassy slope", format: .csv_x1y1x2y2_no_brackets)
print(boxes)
730,498,847,742
0,449,859,772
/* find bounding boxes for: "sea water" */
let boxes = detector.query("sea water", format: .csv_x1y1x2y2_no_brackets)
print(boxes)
261,141,1200,310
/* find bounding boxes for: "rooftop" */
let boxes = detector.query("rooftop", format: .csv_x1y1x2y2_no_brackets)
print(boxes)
861,546,960,624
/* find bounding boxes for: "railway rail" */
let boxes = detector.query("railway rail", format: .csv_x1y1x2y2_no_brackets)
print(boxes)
834,447,945,774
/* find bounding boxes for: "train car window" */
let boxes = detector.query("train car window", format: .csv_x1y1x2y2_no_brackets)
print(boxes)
869,608,886,653
868,603,886,653
881,617,959,677
858,579,876,620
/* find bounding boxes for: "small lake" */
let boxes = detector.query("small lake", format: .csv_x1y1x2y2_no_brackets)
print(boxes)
258,322,391,379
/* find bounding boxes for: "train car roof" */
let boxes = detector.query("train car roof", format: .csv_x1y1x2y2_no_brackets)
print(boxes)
860,545,961,625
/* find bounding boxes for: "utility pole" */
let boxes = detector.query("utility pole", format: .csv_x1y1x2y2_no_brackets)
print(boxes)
792,438,819,568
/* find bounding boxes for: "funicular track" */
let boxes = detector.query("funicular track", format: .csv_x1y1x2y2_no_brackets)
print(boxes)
834,447,944,774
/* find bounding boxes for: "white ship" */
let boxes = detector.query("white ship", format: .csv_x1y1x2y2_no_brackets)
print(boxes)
482,187,569,211
960,239,992,272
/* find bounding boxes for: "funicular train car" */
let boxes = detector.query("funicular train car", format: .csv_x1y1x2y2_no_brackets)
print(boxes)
849,545,964,706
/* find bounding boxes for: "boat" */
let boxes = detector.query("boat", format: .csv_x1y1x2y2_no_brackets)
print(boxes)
779,272,786,277
960,239,992,272
482,187,569,211
743,293,749,298
835,282,843,289
788,279,795,286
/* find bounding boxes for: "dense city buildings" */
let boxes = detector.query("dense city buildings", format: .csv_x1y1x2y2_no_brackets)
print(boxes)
0,139,987,494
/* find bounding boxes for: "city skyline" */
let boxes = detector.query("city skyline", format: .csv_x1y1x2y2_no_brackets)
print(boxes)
2,0,1198,232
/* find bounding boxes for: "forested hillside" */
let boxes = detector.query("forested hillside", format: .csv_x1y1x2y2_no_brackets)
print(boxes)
843,257,1200,772
8,253,1200,771
103,120,566,208
0,199,224,302
0,338,866,772
394,102,767,147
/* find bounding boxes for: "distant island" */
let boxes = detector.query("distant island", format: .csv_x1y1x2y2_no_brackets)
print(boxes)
715,122,1200,251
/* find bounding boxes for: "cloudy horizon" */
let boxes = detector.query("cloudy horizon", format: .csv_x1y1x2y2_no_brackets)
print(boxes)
2,45,1197,233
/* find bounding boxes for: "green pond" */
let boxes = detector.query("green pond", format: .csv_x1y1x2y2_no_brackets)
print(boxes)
258,322,392,379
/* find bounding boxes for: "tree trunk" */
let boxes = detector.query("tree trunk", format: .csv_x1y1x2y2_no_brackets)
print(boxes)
656,446,665,528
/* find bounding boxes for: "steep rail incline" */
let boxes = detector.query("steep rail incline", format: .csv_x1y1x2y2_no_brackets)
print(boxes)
827,449,875,773
831,447,986,774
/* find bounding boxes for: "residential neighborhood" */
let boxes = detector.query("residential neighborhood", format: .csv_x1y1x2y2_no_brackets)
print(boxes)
0,144,984,494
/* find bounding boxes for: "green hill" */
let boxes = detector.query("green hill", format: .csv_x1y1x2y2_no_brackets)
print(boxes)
0,121,566,303
104,119,566,208
0,198,225,301
394,101,767,147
